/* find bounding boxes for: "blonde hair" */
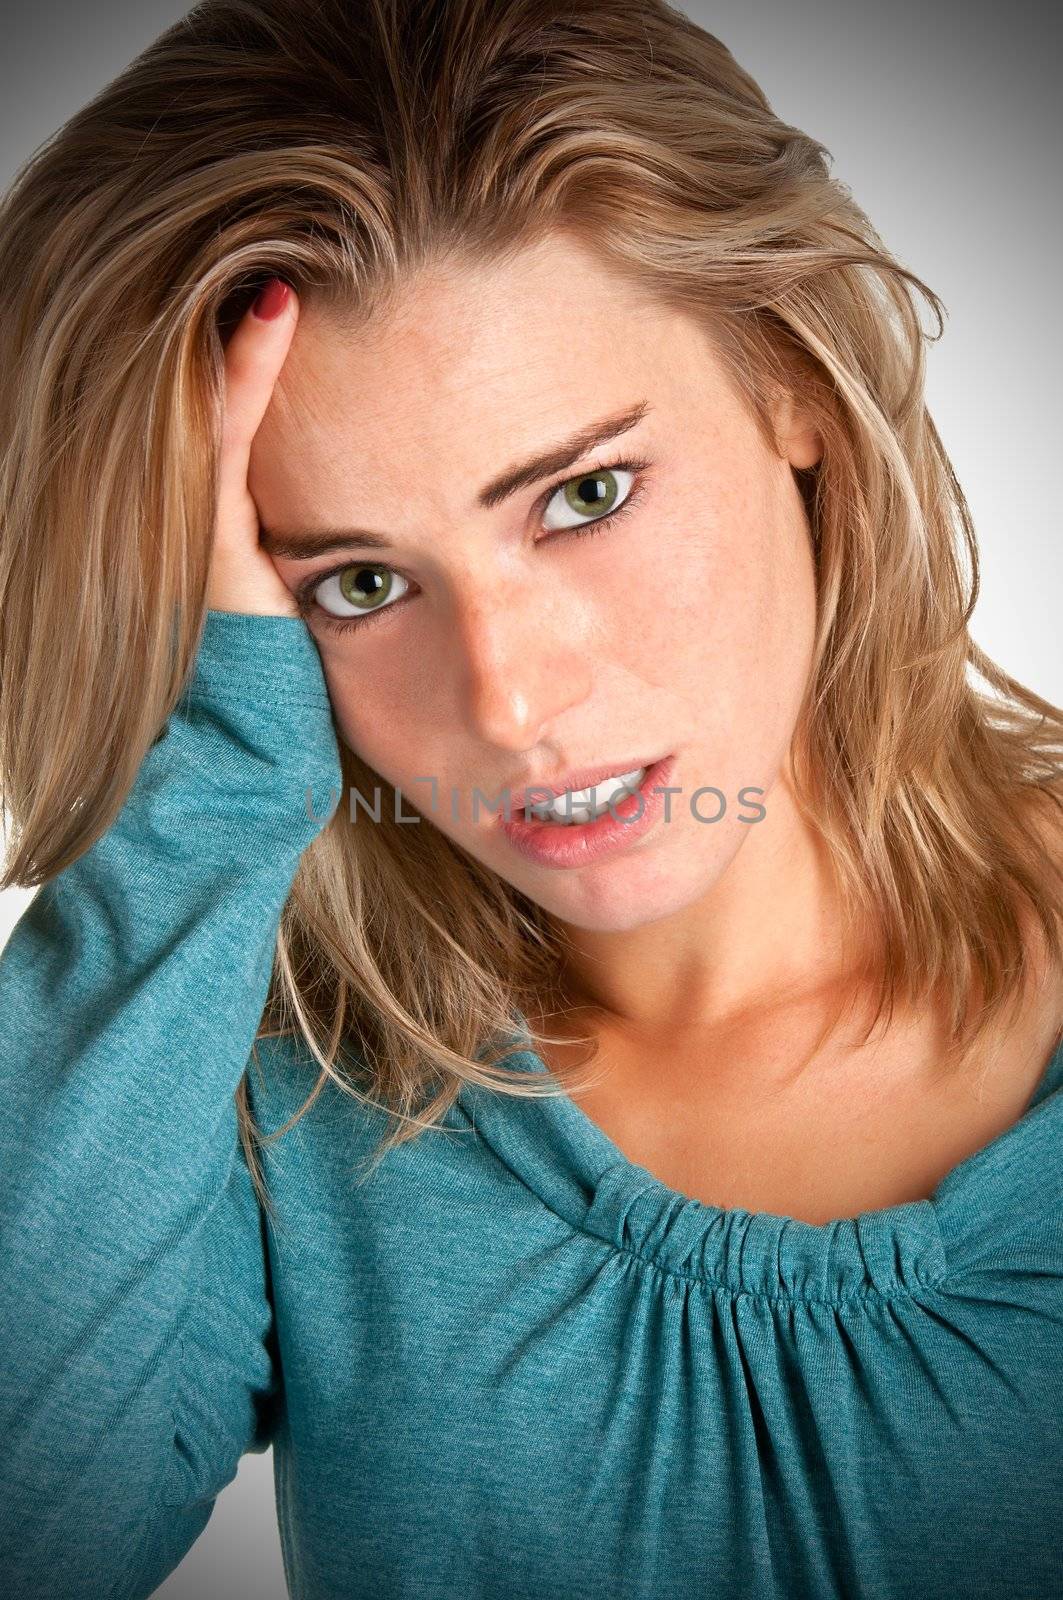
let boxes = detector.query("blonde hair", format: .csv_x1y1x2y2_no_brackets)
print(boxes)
2,0,1060,1210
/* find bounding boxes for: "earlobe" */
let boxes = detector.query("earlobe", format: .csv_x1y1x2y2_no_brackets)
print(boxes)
772,389,824,470
787,420,824,471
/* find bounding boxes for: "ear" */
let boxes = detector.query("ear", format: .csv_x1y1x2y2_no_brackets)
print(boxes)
771,386,823,470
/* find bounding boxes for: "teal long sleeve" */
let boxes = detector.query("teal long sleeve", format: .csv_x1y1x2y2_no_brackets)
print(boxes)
0,610,341,1598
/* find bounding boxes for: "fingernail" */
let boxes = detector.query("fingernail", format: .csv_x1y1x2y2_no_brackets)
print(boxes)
252,278,291,321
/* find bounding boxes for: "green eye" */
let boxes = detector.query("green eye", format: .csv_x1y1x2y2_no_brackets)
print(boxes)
316,564,410,621
339,567,393,609
543,466,636,531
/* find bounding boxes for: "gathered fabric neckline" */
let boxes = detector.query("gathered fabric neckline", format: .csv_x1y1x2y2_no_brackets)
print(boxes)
453,1016,1063,1306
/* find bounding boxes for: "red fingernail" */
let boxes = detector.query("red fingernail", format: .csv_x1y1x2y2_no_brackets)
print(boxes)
252,278,291,320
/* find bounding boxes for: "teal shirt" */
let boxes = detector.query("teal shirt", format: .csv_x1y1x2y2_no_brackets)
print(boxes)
1,609,1061,1599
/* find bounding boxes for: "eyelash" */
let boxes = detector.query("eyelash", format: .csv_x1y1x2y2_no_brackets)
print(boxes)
294,454,653,638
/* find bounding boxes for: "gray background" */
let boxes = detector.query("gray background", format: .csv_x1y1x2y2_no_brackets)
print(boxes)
1,3,1060,1596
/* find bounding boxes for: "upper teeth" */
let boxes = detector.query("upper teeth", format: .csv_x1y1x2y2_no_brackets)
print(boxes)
524,767,646,824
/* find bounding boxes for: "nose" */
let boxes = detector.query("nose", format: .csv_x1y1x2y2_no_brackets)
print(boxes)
454,580,594,754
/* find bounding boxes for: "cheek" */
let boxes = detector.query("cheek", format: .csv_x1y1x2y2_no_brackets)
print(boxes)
633,490,816,782
554,516,723,683
316,615,449,776
324,660,485,839
596,497,797,687
316,661,400,778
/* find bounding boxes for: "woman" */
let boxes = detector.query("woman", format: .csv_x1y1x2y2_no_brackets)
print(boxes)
0,1,1060,1596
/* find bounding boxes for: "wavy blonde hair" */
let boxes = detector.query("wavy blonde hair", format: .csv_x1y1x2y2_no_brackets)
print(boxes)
2,0,1061,1209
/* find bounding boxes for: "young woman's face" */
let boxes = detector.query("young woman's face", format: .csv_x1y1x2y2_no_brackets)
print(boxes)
252,231,822,934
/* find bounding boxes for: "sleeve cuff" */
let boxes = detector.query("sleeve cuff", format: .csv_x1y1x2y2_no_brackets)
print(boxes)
183,609,331,705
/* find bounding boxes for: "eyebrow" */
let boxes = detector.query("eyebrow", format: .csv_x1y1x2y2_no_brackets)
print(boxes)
258,398,651,559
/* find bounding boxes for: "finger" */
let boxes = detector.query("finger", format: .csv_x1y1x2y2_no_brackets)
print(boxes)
219,279,299,474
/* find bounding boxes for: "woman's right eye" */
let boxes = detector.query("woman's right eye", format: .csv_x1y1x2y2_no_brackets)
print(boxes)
308,564,411,633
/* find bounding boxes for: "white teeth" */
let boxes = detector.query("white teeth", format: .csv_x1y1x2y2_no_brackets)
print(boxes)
525,767,646,825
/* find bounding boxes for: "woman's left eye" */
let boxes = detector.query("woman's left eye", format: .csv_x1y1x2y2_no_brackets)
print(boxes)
541,461,648,533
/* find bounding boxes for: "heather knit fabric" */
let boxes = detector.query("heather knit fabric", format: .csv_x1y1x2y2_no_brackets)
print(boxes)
1,608,1061,1599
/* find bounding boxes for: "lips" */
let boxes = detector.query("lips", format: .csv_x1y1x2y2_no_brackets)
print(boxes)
506,756,661,816
497,753,678,868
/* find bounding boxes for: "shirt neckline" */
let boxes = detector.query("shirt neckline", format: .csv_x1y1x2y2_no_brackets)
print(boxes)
454,1015,1063,1305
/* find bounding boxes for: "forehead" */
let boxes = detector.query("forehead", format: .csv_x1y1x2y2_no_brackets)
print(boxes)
270,234,731,453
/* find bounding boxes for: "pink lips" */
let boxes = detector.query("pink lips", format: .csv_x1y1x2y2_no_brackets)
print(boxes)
497,754,677,869
506,755,665,816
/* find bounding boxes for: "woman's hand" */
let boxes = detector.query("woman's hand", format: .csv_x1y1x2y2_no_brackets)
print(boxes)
206,277,302,618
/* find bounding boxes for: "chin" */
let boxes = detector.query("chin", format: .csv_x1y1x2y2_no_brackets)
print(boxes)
522,856,716,935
